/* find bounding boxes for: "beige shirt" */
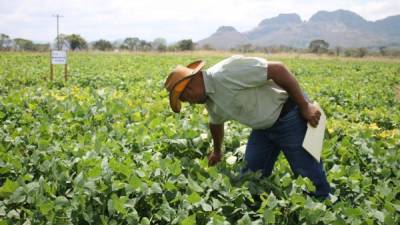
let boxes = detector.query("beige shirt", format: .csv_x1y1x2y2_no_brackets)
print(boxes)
203,55,288,129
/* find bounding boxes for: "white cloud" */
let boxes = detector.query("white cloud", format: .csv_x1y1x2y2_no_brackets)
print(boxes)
0,0,399,43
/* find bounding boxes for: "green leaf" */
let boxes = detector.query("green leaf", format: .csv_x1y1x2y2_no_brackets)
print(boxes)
109,159,131,177
237,213,252,225
140,217,150,225
38,202,54,215
0,179,19,198
164,181,176,191
128,175,143,189
108,194,127,215
226,155,237,165
87,165,102,178
181,214,196,225
392,203,400,212
100,215,109,225
344,207,363,218
8,187,25,204
210,214,226,225
187,192,201,204
112,180,125,191
384,214,395,225
266,193,278,209
263,209,275,224
170,160,182,176
371,210,384,223
151,182,163,194
200,201,212,211
188,178,203,192
55,196,69,206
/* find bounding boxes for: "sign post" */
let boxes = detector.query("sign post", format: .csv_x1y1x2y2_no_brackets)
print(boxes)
50,50,68,81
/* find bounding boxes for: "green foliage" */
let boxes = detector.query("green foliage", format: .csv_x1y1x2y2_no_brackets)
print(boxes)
0,52,399,224
0,34,12,51
152,38,167,52
93,39,113,51
122,37,141,51
344,48,369,57
13,38,35,51
177,39,194,51
309,39,329,54
65,34,88,50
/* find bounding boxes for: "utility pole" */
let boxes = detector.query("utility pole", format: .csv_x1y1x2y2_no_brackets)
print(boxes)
52,14,63,50
50,14,68,82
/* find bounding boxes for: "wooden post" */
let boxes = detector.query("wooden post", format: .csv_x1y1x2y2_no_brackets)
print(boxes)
50,51,54,80
50,64,54,81
64,64,68,81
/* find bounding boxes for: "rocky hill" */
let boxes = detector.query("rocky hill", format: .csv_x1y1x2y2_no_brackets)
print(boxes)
197,10,400,49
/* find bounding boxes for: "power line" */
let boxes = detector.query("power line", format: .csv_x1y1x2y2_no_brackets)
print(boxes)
52,14,64,50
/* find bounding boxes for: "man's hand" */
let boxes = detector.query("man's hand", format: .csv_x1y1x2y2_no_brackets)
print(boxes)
300,102,321,127
209,123,224,166
208,150,223,166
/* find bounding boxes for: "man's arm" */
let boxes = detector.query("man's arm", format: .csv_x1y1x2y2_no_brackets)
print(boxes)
267,61,321,127
208,123,224,166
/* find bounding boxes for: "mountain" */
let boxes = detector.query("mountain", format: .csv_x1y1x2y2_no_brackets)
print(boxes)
374,15,400,39
197,10,400,49
246,13,302,40
197,26,249,50
309,10,368,28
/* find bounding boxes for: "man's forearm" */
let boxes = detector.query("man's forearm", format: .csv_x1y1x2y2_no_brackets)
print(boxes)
267,62,309,110
209,123,224,152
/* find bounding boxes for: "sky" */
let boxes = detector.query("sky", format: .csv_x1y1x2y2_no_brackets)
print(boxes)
0,0,399,44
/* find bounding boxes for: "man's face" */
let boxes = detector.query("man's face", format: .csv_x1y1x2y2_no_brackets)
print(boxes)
179,74,207,104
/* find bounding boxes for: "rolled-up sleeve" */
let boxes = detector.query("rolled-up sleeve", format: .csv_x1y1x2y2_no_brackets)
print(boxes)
205,102,227,124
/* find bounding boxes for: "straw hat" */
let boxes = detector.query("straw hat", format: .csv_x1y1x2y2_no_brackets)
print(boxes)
164,60,206,113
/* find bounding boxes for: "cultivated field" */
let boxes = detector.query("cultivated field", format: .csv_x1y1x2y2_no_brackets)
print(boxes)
0,52,399,224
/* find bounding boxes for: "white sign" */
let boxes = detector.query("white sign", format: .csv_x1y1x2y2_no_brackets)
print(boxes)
51,50,67,65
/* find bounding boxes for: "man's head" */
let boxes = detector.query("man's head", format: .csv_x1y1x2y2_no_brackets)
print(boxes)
164,60,207,113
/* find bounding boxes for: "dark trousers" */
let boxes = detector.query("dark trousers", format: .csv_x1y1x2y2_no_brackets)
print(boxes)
242,106,331,198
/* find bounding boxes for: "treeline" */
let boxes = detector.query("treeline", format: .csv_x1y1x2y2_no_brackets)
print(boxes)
2,33,400,57
0,33,196,52
306,39,400,57
221,39,400,57
0,34,51,51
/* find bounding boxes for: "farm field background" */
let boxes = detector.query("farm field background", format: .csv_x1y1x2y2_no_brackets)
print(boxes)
0,52,399,224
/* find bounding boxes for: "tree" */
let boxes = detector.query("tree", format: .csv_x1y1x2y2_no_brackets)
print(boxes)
152,38,167,52
65,34,87,50
357,48,368,57
139,40,152,51
379,46,387,56
0,33,12,51
93,39,113,51
13,38,34,51
334,46,343,56
344,48,355,57
112,40,123,50
177,39,194,51
123,37,140,51
53,34,70,50
167,44,178,52
309,39,329,54
344,48,369,57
